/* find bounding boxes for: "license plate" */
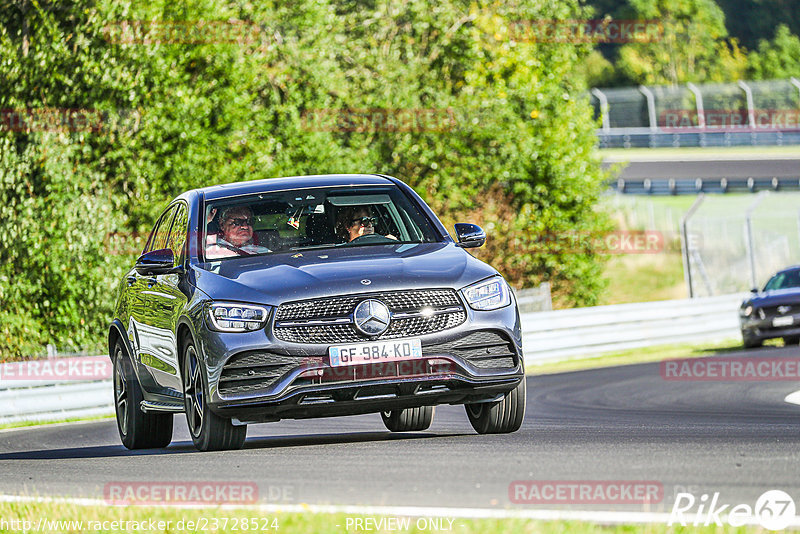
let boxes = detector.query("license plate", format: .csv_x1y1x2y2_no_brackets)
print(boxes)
773,316,794,327
329,338,422,367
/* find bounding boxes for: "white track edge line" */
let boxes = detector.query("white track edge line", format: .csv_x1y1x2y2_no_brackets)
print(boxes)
784,389,800,406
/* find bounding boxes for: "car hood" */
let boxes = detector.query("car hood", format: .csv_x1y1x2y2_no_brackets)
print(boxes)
743,288,800,308
193,243,498,305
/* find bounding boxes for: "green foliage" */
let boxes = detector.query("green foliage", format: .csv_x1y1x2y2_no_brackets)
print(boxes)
747,24,800,80
0,0,609,356
615,0,746,85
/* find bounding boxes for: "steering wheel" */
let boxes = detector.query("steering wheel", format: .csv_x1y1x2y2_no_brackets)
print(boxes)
349,233,394,244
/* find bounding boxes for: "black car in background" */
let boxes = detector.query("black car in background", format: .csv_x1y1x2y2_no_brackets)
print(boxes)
740,265,800,348
108,174,525,451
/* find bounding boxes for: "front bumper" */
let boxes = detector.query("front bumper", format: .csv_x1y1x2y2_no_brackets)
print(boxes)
740,313,800,341
197,301,523,421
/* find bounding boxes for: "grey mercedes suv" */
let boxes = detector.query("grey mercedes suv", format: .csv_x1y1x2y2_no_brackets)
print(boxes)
109,174,526,451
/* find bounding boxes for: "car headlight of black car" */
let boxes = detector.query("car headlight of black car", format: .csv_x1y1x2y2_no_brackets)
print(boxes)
461,276,511,311
207,302,270,332
741,305,753,317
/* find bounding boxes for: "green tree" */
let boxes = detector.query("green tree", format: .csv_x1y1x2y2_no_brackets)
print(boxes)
0,0,611,357
615,0,746,85
747,24,800,80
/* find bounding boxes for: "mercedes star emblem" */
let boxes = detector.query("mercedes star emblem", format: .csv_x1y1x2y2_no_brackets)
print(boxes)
778,305,791,315
353,299,390,336
361,279,371,285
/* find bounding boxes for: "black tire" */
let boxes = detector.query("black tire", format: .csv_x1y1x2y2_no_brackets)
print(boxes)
183,340,247,451
381,406,434,432
783,336,800,346
465,377,526,434
113,342,173,450
743,334,762,349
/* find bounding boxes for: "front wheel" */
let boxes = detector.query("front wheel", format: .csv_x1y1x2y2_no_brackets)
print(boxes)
381,406,434,432
783,336,800,346
743,333,762,349
183,340,247,451
465,378,526,434
113,342,173,450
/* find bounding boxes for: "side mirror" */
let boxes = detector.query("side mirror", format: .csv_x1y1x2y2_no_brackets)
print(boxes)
135,248,177,276
454,223,486,248
750,287,759,293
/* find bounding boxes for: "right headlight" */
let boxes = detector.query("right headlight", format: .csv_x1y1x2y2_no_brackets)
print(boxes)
461,276,511,311
207,302,270,332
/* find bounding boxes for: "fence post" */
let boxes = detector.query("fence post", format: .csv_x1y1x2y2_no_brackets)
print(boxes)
744,191,768,290
681,194,705,298
791,78,800,103
639,85,658,132
738,80,756,129
591,88,610,133
687,83,705,129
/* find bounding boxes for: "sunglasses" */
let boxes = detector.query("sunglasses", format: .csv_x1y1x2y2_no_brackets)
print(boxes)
226,217,253,227
351,216,377,226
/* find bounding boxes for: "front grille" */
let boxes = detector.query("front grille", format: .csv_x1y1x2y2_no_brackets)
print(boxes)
760,305,794,319
218,351,322,396
423,330,517,369
274,289,466,344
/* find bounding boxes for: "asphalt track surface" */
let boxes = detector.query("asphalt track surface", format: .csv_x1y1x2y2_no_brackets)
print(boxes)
605,157,800,181
2,344,800,514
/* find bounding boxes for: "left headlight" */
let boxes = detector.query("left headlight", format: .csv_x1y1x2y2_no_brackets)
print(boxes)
207,302,270,332
462,276,511,311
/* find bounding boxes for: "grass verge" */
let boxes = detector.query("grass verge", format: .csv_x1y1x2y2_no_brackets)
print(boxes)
0,500,764,533
0,414,114,432
526,337,786,376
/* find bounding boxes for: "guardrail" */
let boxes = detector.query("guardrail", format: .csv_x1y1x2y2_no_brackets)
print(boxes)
0,293,746,424
522,293,745,362
0,356,113,425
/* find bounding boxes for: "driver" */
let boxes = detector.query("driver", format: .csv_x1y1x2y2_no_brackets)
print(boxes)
336,207,397,242
206,206,271,258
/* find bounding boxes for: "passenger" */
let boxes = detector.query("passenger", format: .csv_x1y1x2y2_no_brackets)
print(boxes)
206,206,271,258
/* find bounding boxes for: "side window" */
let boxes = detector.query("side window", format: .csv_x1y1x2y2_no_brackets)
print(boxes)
167,203,189,265
145,205,178,253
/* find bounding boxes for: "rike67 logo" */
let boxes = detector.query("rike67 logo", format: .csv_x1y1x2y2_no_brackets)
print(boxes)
670,490,797,530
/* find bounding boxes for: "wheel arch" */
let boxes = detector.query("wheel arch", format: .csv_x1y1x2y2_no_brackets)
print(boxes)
176,317,198,379
108,320,132,362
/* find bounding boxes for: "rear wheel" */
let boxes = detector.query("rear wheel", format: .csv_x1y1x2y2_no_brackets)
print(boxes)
183,340,247,451
113,342,173,450
465,378,526,434
381,406,434,432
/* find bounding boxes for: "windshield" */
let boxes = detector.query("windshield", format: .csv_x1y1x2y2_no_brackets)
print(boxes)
203,185,441,260
764,270,800,291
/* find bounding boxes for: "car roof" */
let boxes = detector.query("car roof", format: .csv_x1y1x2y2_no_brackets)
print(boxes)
195,174,396,201
776,265,800,275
